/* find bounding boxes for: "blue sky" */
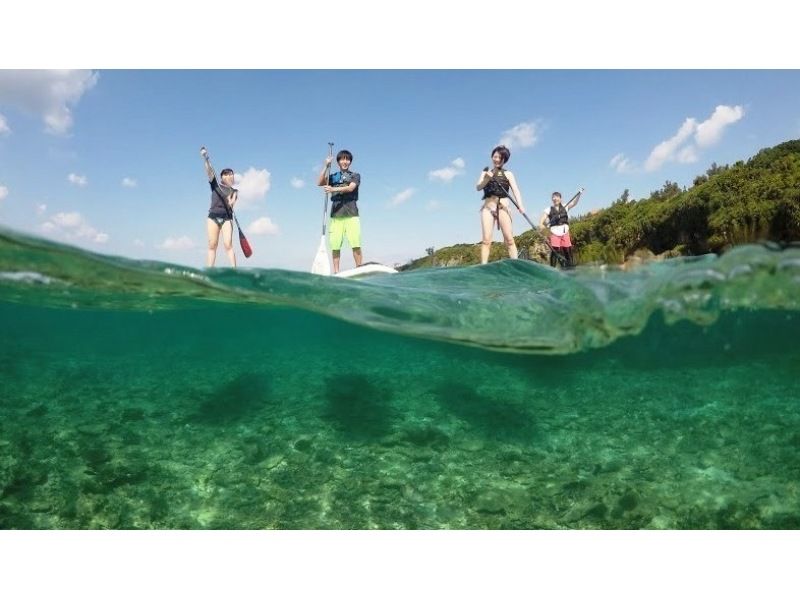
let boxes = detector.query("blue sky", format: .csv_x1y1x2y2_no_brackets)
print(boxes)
1,69,799,270
1,1,798,586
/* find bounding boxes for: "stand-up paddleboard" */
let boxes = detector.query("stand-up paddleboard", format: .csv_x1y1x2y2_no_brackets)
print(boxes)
334,262,398,279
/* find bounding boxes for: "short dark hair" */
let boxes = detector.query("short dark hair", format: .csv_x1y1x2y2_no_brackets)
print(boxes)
336,150,353,163
491,145,511,164
220,168,234,177
552,191,562,199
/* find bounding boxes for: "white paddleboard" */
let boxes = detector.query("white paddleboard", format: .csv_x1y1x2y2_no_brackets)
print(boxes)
334,262,398,279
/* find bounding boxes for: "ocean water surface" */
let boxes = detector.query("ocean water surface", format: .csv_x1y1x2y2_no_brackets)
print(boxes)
1,230,799,529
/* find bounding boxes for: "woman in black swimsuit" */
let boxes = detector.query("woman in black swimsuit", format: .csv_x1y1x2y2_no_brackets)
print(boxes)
475,145,526,264
200,146,238,268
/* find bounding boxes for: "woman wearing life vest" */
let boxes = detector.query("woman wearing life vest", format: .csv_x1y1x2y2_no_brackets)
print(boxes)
476,145,526,264
539,190,582,268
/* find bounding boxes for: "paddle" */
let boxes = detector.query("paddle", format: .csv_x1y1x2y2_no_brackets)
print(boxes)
230,205,253,258
311,142,335,275
483,167,536,229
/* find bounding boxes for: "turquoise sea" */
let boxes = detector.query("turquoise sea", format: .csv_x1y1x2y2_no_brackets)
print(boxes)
1,229,799,529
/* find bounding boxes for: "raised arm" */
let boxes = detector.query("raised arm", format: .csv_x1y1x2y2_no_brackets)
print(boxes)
200,146,215,182
317,156,333,186
566,187,584,210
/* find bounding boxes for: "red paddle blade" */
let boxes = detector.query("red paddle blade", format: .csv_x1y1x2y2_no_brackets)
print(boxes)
239,231,253,258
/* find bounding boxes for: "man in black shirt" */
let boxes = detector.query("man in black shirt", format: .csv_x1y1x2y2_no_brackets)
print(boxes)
317,149,363,273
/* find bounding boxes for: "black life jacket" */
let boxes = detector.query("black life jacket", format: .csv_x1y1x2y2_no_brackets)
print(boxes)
548,204,569,226
482,168,510,199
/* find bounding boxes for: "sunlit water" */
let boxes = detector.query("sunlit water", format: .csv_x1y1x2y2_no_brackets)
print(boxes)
1,229,799,529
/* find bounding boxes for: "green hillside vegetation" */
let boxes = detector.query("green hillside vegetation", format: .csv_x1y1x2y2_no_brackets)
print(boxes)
400,139,800,270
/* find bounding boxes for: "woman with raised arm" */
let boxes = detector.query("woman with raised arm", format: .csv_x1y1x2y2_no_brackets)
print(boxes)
200,146,238,268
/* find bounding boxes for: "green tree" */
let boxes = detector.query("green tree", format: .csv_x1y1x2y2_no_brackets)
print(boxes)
402,139,800,269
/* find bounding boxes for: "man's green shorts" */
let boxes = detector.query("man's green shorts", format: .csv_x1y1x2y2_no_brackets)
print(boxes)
329,216,361,250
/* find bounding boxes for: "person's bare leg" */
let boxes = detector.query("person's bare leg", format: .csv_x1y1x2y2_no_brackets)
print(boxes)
221,220,237,268
206,219,221,267
480,205,495,264
332,250,341,273
498,208,518,259
353,247,363,267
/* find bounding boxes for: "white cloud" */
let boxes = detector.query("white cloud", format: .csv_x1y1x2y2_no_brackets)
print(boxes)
290,177,306,189
0,70,98,135
695,105,744,148
499,122,539,149
644,105,745,172
37,204,47,215
609,153,634,173
677,146,698,164
0,185,7,201
389,188,415,207
160,236,196,251
0,114,10,135
248,217,279,236
134,239,145,248
429,157,465,182
122,177,137,188
234,167,271,207
53,212,83,227
426,199,442,211
67,173,88,187
644,118,697,172
42,211,108,243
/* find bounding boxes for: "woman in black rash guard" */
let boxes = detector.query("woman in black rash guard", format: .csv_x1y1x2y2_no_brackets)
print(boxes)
200,146,238,268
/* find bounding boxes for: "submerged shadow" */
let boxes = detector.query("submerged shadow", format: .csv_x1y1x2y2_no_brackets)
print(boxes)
322,374,396,441
433,382,537,444
189,373,274,425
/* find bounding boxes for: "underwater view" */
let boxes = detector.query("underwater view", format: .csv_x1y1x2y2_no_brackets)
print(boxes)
1,229,799,529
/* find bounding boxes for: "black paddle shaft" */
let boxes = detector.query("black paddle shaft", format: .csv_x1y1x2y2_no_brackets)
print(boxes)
482,167,537,228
